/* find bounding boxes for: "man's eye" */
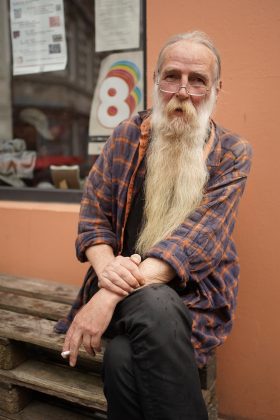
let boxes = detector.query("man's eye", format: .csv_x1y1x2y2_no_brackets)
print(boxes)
165,74,178,81
189,77,205,85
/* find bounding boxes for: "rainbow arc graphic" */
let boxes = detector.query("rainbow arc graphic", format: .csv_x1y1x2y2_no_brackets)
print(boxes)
106,60,142,114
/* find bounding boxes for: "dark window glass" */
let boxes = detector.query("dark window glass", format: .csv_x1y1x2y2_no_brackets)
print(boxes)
0,0,145,198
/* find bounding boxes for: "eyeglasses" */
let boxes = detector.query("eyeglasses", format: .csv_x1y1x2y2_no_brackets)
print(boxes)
156,79,209,97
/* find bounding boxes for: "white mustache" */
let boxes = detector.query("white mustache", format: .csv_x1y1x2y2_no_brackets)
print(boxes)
165,97,197,117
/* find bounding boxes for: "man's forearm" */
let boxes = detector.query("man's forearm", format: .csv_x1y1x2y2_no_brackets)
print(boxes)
85,244,115,277
139,257,175,285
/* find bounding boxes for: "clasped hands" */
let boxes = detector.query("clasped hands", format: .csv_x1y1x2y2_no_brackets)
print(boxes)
97,253,146,296
62,253,148,367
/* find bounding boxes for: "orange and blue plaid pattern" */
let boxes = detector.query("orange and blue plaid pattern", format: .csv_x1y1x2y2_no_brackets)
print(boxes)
55,110,252,367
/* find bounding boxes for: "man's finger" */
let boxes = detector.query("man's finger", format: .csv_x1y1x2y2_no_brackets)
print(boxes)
91,335,101,353
120,257,145,285
115,266,141,288
110,255,145,286
129,255,145,285
130,254,141,265
62,325,74,353
69,332,82,367
101,275,131,294
83,334,96,356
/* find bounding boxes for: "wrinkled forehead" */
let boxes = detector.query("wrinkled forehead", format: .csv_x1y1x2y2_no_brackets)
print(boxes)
157,40,218,81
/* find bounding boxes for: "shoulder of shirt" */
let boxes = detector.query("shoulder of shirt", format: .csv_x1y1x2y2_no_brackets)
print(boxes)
112,109,151,137
214,122,253,161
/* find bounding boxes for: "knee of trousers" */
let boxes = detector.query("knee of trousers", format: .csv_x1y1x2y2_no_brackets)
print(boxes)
118,284,193,343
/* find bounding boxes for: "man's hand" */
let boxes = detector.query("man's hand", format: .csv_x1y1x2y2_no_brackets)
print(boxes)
62,288,122,367
97,254,145,296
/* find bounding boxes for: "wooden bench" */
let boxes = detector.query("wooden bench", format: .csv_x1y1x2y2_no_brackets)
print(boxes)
0,273,218,419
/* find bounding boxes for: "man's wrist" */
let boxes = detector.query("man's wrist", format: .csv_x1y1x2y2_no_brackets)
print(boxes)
96,287,124,306
85,244,115,278
139,257,175,282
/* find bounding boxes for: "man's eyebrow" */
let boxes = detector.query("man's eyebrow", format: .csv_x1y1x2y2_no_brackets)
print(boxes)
161,67,181,75
160,68,210,82
189,71,209,82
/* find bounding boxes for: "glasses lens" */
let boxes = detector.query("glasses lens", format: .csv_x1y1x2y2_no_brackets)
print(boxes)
158,80,207,96
188,85,207,95
158,80,179,93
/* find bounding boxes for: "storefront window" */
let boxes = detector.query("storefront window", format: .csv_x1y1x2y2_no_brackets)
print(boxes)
0,0,146,197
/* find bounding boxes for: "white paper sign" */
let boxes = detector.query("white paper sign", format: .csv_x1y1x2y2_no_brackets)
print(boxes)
10,0,67,75
95,0,140,52
89,51,144,141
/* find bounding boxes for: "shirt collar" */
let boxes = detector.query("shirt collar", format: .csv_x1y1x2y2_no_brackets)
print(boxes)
206,120,221,167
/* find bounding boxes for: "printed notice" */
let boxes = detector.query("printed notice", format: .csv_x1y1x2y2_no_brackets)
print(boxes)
95,0,140,52
10,0,67,75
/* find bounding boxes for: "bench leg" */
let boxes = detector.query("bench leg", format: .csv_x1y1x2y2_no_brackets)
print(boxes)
0,338,27,370
0,382,32,414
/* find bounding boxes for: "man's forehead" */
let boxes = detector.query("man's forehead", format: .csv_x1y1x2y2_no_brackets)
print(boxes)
160,40,216,73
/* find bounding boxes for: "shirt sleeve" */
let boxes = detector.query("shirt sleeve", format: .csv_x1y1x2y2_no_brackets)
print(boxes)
145,137,253,286
75,135,116,262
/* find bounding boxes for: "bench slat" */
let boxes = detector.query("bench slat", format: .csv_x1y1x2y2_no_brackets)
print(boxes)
0,309,103,364
0,400,105,420
0,360,106,412
0,275,79,305
0,292,71,321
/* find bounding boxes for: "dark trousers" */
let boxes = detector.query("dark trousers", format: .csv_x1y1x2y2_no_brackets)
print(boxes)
102,283,208,420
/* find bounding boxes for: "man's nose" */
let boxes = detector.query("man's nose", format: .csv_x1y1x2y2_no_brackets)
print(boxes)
176,85,190,99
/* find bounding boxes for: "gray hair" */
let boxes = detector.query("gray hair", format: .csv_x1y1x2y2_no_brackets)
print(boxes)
155,31,221,83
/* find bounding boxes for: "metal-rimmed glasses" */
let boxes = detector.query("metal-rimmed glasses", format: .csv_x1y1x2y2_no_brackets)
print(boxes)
156,79,210,97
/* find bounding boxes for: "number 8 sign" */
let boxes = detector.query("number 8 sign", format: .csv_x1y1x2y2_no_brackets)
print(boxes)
97,60,142,128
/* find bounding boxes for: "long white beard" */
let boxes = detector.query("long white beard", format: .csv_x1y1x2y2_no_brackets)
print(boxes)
135,87,216,255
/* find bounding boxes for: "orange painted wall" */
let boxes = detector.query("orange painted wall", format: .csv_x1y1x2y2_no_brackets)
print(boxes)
146,0,280,419
0,202,88,285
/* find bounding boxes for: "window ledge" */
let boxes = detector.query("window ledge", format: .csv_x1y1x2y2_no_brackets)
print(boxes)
0,186,82,204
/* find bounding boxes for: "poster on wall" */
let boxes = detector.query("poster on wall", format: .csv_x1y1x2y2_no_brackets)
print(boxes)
88,51,144,154
95,0,140,52
10,0,67,75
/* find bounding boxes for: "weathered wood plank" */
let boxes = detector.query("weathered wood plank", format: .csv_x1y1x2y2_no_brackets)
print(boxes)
0,399,106,419
0,360,107,412
0,274,79,305
0,310,103,365
0,292,71,321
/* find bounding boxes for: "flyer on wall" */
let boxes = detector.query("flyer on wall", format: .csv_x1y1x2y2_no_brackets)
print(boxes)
95,0,140,52
10,0,67,75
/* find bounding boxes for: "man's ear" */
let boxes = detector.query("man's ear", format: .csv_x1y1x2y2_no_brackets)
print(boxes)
216,80,222,96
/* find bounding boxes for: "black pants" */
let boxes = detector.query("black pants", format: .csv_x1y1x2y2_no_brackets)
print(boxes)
102,283,208,420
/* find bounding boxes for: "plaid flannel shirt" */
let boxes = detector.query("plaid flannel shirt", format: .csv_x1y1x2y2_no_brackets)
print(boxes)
55,110,252,367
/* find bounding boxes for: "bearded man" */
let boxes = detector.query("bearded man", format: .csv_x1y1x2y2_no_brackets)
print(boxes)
59,31,252,419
